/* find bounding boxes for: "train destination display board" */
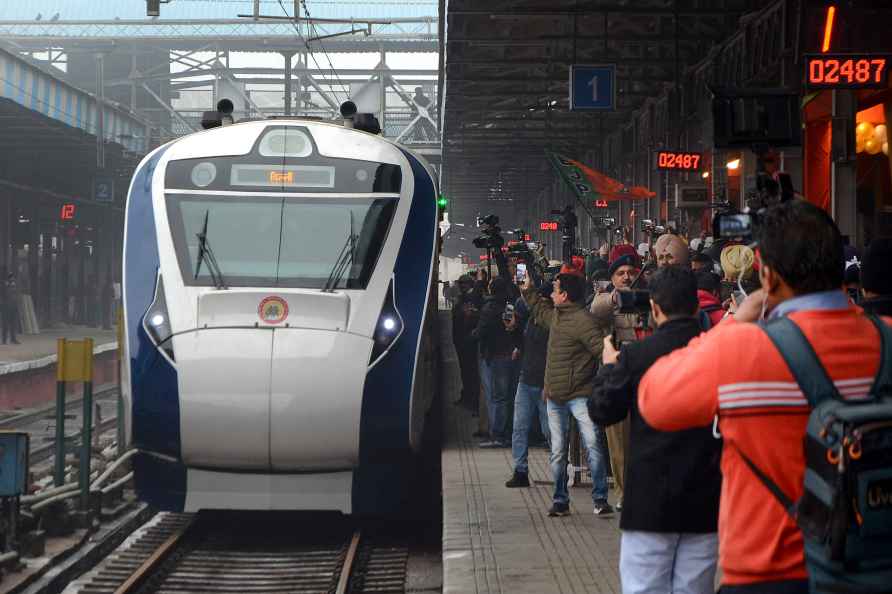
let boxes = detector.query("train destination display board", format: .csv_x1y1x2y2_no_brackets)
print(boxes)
655,151,702,171
805,54,890,89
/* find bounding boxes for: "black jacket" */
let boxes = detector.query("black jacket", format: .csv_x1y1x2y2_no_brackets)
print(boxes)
862,295,892,317
452,291,481,349
589,317,722,533
472,295,520,361
517,307,548,387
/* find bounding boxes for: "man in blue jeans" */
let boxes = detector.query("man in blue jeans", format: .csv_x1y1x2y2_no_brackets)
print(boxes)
523,271,612,516
473,277,522,447
505,297,550,487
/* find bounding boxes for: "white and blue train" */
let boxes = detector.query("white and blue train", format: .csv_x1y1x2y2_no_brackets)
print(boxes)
121,118,439,514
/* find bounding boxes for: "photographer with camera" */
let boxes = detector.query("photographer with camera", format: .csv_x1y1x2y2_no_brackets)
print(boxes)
589,265,722,594
472,276,522,448
522,270,611,516
589,244,644,510
638,200,892,593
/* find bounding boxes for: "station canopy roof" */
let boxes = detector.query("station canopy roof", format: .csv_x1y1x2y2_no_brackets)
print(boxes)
442,0,773,214
0,0,438,52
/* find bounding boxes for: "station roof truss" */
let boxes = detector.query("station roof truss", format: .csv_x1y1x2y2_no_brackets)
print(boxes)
441,0,774,217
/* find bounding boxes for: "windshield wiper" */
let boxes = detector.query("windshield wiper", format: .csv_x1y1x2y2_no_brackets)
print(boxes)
194,209,228,290
322,212,357,293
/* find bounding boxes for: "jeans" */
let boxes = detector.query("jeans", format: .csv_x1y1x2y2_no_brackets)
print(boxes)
620,531,718,594
511,380,550,474
1,305,17,343
547,397,609,504
479,356,514,443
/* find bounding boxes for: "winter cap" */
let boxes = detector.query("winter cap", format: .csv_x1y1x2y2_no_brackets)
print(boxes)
609,244,639,266
862,238,892,295
608,255,641,279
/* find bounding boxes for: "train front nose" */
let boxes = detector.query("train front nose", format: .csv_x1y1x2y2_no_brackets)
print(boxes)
176,291,371,472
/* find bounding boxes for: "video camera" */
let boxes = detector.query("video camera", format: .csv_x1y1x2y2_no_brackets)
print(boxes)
641,219,666,236
473,214,505,250
616,289,652,315
506,229,548,285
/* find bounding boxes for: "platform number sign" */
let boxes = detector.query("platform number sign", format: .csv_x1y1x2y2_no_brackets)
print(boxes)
570,65,616,111
93,177,114,203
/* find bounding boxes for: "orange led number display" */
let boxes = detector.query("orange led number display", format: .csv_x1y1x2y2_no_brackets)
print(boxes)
806,55,889,89
60,204,76,220
539,221,559,231
656,151,702,171
269,171,295,184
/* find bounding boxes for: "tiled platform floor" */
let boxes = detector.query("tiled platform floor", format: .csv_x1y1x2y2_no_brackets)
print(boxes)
441,331,622,594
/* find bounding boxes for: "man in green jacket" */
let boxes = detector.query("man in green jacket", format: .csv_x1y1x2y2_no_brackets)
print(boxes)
523,272,612,516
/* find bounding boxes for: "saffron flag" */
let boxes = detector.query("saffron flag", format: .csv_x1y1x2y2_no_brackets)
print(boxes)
548,152,656,201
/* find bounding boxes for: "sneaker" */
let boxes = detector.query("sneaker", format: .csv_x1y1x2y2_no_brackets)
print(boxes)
593,500,614,516
505,472,530,488
547,503,571,517
615,500,623,512
479,441,502,449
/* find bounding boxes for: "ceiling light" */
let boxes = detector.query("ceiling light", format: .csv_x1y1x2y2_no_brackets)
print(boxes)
725,159,740,170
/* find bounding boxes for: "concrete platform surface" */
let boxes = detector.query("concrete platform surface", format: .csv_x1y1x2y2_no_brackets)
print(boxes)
0,326,116,370
441,346,621,594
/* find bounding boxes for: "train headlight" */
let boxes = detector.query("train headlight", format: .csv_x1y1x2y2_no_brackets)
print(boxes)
190,162,217,187
144,274,175,362
369,280,403,367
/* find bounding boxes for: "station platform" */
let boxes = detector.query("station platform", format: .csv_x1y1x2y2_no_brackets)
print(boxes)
0,326,117,369
0,326,118,410
440,336,622,594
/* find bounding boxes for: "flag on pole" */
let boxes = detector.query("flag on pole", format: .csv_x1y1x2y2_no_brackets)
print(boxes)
548,152,656,201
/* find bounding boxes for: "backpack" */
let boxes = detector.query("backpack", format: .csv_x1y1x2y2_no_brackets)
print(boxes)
699,304,723,331
737,314,892,593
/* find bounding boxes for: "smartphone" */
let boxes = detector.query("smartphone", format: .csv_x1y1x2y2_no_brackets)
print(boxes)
515,263,527,283
502,303,516,322
732,290,746,306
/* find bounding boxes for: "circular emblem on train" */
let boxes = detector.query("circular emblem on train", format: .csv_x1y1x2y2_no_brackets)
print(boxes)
258,296,289,324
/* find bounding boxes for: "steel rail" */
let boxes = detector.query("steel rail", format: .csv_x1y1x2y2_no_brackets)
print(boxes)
337,530,363,594
113,517,196,594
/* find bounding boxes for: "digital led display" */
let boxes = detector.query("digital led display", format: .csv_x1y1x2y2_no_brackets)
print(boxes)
539,221,559,231
60,204,76,220
656,151,702,171
594,200,609,208
805,54,890,89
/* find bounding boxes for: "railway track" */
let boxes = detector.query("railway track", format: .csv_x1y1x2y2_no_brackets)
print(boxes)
67,512,410,594
0,386,120,466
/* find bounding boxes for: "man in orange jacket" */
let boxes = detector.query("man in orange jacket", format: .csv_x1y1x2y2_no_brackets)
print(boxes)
638,201,891,593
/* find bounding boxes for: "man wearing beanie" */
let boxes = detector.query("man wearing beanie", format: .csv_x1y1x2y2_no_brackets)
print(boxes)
861,237,892,316
590,245,643,511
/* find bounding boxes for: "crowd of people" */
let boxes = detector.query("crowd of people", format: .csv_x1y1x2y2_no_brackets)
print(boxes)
450,200,892,594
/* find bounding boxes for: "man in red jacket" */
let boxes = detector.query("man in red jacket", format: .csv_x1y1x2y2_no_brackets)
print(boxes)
638,201,890,593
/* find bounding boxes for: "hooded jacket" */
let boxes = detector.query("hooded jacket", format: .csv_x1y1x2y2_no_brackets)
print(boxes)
523,288,603,403
697,290,725,327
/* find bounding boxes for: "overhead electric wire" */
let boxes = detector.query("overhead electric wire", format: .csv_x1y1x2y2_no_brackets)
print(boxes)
299,0,352,102
276,0,349,105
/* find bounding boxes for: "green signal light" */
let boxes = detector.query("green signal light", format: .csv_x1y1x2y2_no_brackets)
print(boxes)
437,196,449,208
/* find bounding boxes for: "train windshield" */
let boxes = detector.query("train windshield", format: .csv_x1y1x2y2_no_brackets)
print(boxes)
166,194,397,289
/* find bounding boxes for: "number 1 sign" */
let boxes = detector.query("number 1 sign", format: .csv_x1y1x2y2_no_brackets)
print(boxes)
570,65,616,111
